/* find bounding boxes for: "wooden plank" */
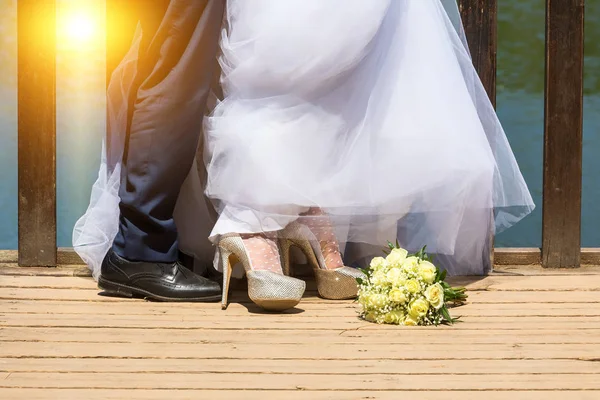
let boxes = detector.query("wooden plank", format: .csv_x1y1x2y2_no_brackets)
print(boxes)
496,264,600,275
2,357,600,375
1,372,600,390
582,248,600,265
0,276,97,289
56,248,84,265
0,248,85,268
3,273,600,291
2,313,600,331
542,0,585,268
494,248,541,265
3,300,600,318
17,0,57,267
2,287,600,305
1,389,599,400
2,326,600,345
0,251,17,263
0,265,91,277
17,341,600,361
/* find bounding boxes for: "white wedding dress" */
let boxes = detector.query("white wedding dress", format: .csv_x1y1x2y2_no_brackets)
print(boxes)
74,0,534,279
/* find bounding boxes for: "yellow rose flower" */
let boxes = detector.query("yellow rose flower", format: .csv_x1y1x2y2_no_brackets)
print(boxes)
371,271,389,287
403,316,419,326
424,283,445,310
383,312,399,324
408,297,430,319
418,261,437,284
386,268,406,286
405,279,421,294
370,256,388,271
358,293,372,309
370,294,388,309
386,248,408,267
365,312,376,322
391,310,406,322
402,256,420,273
388,288,407,303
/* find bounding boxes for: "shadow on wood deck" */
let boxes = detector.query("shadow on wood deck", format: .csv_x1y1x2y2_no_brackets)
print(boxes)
0,265,599,399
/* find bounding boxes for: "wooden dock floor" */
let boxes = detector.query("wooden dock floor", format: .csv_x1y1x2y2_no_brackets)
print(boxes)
1,265,600,399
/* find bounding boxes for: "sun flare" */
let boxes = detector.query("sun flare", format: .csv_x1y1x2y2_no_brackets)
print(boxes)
57,5,103,50
65,13,95,42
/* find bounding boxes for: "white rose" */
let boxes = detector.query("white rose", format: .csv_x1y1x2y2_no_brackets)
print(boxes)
418,261,437,284
424,283,445,310
388,288,407,304
370,294,388,310
402,256,420,273
405,279,421,294
386,268,407,286
371,271,389,287
358,293,372,309
370,257,388,271
386,248,408,267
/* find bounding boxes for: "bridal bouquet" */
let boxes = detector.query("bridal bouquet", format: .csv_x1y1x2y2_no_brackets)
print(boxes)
357,243,467,326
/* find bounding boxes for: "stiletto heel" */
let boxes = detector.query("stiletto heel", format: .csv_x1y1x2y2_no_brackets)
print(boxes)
219,247,234,310
281,221,364,300
217,235,306,311
279,238,294,277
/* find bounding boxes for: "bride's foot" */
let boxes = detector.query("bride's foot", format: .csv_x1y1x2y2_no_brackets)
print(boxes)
240,233,284,273
299,208,344,270
280,209,364,300
218,233,306,311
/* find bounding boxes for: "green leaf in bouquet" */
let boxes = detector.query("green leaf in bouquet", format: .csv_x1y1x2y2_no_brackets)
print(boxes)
356,277,364,286
444,286,468,305
440,305,461,324
387,241,396,251
396,239,400,249
439,269,447,282
359,267,372,280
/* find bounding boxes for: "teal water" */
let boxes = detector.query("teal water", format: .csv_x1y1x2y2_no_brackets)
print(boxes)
0,0,599,249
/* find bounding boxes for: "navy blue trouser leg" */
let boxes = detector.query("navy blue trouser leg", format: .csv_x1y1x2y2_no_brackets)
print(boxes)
112,0,224,262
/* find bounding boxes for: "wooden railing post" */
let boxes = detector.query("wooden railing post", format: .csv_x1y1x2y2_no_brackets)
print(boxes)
17,0,57,267
542,0,585,268
458,0,498,107
458,0,498,271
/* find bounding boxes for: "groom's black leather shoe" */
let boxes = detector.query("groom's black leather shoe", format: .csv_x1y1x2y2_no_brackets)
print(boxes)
98,250,221,302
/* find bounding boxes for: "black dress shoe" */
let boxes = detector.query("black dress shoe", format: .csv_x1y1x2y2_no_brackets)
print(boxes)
98,250,221,302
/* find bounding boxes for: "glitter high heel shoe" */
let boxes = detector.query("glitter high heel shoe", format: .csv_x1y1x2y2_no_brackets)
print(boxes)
217,234,306,311
280,220,364,300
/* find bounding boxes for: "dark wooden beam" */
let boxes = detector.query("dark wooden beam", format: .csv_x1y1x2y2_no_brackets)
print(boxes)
17,0,57,267
458,0,498,107
458,0,498,271
494,248,542,266
542,0,585,268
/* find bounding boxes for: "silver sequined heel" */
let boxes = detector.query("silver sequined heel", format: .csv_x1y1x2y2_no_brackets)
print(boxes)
217,235,306,311
280,222,364,300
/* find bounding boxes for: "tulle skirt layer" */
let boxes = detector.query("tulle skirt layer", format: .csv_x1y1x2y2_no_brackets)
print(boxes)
73,0,534,279
204,0,534,274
